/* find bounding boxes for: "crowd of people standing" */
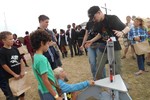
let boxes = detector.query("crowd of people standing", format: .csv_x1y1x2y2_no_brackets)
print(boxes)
0,5,150,100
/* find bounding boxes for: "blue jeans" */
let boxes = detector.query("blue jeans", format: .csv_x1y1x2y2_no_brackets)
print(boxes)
87,47,100,80
38,90,55,100
136,54,145,71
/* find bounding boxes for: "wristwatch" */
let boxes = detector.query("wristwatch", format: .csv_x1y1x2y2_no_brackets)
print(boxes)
54,94,59,99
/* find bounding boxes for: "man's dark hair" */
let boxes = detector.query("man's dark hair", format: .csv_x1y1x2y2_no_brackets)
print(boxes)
13,33,17,38
77,25,82,28
52,29,57,33
60,29,65,33
0,31,12,41
67,24,71,28
25,31,29,35
30,29,51,50
38,15,49,23
72,23,75,26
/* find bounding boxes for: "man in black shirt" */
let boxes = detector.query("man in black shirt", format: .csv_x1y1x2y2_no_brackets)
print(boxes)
66,23,78,57
86,6,130,80
76,25,86,55
80,21,106,80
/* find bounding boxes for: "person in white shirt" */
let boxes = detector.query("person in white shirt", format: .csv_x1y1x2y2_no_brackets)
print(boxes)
121,16,136,59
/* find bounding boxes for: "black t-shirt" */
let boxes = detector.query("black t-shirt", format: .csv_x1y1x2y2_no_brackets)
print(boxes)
86,21,101,43
77,29,85,40
96,15,126,50
0,59,5,78
0,47,21,78
71,28,77,40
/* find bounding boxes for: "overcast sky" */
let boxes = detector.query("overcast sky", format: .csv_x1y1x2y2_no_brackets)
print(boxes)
0,0,149,37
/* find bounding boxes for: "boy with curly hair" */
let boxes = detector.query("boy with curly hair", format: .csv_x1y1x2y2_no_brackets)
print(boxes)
30,29,62,100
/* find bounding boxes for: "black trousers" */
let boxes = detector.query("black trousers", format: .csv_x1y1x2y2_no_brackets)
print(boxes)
0,77,24,100
68,42,77,56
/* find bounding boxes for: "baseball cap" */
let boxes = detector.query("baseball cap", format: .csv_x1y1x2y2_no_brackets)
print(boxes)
88,6,100,21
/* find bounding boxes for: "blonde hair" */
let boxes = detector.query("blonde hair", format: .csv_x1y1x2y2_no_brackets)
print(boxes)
53,67,63,78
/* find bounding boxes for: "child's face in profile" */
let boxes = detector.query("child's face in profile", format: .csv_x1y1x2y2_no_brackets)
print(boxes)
2,35,14,47
42,41,50,52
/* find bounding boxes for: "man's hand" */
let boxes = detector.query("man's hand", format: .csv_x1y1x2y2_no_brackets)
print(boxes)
85,40,93,48
49,41,57,46
80,45,84,51
113,30,123,37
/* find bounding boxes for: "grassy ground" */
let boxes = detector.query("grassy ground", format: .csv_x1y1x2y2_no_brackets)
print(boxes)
0,41,150,100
